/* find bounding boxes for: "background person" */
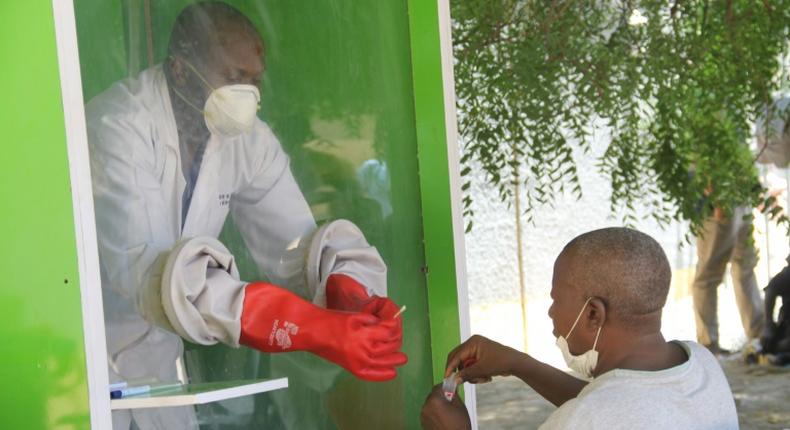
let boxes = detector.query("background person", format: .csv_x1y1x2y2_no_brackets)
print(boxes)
691,203,765,355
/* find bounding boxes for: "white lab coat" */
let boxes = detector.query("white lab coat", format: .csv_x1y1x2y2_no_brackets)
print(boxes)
86,65,385,429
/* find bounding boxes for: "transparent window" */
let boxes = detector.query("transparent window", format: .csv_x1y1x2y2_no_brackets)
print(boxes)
75,1,433,428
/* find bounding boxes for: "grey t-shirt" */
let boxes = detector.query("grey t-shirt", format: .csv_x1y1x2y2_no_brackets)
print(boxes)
539,341,738,429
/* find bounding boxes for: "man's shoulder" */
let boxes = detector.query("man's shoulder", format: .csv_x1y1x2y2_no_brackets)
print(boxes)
679,340,729,377
249,119,277,141
236,119,283,158
541,341,737,429
85,65,166,126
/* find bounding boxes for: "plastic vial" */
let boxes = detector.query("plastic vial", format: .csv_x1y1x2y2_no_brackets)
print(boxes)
442,374,458,402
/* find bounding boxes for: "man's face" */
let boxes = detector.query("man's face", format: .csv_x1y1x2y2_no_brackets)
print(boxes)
548,252,588,351
179,26,264,103
206,27,264,88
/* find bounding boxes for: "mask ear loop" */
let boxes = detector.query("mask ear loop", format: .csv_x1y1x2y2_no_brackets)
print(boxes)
565,297,593,339
175,55,216,91
168,55,215,115
591,325,603,351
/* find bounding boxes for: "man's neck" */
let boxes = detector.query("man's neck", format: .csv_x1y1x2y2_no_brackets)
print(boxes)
169,86,209,135
594,328,688,377
167,84,210,176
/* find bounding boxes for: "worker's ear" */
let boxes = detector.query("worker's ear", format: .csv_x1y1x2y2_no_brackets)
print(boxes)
585,297,607,332
168,56,188,87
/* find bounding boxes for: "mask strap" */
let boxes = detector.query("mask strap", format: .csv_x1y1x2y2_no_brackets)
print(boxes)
591,325,603,351
171,86,205,115
168,55,216,115
565,297,593,339
175,56,216,92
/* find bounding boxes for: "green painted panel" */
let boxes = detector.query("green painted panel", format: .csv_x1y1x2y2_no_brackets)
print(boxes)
73,0,458,428
406,0,464,383
0,2,91,430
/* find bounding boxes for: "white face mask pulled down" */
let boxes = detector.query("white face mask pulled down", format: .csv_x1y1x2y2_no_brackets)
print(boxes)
555,297,603,379
172,58,261,138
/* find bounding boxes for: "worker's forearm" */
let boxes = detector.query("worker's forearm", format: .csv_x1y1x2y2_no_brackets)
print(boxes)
508,352,587,407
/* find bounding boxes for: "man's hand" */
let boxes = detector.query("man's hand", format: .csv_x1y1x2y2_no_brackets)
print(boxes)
326,273,403,341
240,282,407,381
445,335,521,383
420,384,471,430
361,295,403,338
361,295,401,319
712,206,726,223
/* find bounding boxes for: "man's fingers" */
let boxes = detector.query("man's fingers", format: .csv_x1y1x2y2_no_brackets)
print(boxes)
445,343,468,377
458,363,488,383
361,298,387,315
445,340,479,378
356,367,397,381
350,313,381,327
367,351,408,368
358,320,397,339
363,297,401,319
461,357,478,369
368,338,402,356
377,318,403,339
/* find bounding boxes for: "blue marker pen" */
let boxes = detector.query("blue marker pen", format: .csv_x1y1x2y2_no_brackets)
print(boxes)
111,385,151,399
109,382,127,391
110,382,183,399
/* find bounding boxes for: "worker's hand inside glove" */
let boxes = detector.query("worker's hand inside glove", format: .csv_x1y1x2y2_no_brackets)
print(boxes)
326,273,386,312
240,282,408,381
326,273,403,340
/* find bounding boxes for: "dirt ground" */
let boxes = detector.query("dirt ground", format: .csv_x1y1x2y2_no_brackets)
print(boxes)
475,358,790,429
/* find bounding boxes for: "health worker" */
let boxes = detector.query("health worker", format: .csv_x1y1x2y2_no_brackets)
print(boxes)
85,3,407,429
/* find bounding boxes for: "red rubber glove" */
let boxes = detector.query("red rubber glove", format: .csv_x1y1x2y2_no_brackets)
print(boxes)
326,273,403,345
327,273,401,318
240,282,407,381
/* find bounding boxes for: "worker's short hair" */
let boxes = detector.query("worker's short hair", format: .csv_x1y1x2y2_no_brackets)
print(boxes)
561,227,671,320
168,1,260,65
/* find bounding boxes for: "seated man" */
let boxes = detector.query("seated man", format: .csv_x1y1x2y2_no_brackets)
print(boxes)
421,227,738,429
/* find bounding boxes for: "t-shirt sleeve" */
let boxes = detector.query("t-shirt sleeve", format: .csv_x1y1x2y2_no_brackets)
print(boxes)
537,400,578,429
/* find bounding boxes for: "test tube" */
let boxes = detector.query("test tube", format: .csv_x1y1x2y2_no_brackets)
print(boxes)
442,373,458,402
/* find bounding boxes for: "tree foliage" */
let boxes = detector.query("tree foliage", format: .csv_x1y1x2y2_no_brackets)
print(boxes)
451,0,790,232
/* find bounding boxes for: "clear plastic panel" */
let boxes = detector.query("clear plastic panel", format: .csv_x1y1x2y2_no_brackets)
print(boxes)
75,1,433,429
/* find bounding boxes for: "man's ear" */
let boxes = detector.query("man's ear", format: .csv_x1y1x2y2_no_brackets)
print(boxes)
585,297,607,331
168,56,188,87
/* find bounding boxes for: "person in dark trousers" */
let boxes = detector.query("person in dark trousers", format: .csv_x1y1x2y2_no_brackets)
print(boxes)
760,259,790,364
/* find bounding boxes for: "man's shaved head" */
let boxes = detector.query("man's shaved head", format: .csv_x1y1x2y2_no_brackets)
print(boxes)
168,1,261,65
558,227,671,321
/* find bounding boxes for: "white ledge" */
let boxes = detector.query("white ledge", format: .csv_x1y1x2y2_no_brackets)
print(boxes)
110,377,288,410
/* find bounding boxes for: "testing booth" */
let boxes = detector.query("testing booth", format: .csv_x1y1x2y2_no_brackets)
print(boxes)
0,0,473,429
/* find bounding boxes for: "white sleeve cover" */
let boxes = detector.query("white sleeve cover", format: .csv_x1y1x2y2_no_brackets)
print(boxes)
159,223,387,346
161,236,247,347
305,220,388,307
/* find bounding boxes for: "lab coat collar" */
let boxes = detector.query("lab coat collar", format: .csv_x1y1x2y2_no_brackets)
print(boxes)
151,64,246,236
152,65,180,153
